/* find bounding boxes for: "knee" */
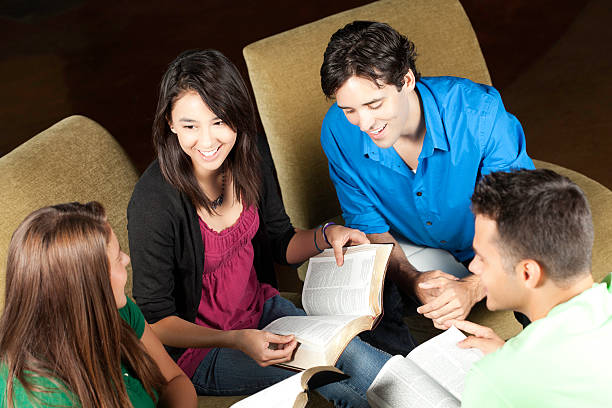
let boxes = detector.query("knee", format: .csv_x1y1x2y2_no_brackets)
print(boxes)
337,338,389,380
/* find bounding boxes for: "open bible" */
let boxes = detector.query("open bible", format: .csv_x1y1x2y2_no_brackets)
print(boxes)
367,326,484,408
262,243,393,370
230,366,348,408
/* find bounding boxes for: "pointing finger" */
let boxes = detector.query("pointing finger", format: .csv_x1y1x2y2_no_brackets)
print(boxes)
451,319,493,338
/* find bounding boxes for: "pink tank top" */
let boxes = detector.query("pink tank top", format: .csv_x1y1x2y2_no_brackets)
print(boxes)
177,206,279,378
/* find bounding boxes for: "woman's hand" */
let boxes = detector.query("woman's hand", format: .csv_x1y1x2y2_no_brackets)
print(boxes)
324,225,370,266
235,329,297,367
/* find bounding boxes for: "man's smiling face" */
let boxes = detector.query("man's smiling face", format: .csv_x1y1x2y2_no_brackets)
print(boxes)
334,74,415,149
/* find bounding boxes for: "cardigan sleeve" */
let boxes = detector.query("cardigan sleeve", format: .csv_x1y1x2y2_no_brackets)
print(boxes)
127,165,182,324
256,134,296,266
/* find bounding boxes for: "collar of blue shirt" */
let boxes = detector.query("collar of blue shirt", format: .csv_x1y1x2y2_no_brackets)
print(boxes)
360,80,450,164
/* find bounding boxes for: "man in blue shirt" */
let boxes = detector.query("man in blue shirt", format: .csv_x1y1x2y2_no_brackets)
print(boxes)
319,21,534,341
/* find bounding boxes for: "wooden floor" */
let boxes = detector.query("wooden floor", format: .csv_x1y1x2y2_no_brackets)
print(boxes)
2,0,609,189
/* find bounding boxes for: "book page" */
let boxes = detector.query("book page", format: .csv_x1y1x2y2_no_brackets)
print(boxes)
262,315,360,347
367,355,459,408
407,326,483,400
230,371,303,407
302,248,377,316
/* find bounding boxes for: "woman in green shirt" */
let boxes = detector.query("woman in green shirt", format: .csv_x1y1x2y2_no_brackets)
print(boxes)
0,202,197,407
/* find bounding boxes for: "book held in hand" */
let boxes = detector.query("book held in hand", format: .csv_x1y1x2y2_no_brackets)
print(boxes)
366,326,484,408
230,366,348,408
262,243,393,370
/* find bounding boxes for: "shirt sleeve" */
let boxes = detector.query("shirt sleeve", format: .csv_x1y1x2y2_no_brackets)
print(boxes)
321,112,390,234
479,88,535,175
127,177,179,324
119,296,146,339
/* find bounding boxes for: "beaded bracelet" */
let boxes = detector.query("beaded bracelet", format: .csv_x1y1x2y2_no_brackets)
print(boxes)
322,222,336,247
313,226,324,253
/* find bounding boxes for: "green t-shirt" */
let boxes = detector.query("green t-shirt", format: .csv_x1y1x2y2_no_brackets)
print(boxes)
462,273,612,407
0,297,155,408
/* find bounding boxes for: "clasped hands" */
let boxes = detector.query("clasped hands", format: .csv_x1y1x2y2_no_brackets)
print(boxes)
415,270,482,329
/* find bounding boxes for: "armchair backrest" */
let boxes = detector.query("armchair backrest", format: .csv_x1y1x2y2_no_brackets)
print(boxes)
243,0,490,229
0,115,139,312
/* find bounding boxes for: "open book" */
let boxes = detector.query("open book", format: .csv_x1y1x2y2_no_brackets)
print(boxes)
262,243,393,370
230,366,348,408
367,326,484,408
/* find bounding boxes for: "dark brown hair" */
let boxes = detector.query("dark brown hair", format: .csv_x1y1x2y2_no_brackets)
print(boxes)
321,21,421,98
471,169,594,283
153,49,261,213
0,202,166,408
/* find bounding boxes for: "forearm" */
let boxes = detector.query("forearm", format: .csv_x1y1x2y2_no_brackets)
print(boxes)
285,227,329,264
157,374,197,408
151,315,242,349
367,232,420,295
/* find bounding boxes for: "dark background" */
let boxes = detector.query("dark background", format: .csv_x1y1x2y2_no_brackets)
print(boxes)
2,0,609,187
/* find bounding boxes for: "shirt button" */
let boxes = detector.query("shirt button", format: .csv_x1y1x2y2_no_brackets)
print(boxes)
416,192,422,196
426,221,432,226
440,240,447,244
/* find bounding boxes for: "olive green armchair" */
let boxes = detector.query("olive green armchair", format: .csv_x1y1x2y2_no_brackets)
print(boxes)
0,116,245,408
242,0,612,344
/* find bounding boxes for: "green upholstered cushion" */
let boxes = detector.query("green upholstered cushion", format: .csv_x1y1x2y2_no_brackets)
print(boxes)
243,0,612,357
0,116,254,407
243,0,490,230
0,115,139,311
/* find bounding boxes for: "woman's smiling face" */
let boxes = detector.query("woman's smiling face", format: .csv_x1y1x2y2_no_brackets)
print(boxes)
169,90,237,176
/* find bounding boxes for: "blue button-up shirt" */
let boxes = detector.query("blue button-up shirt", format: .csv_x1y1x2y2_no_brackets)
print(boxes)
321,76,534,261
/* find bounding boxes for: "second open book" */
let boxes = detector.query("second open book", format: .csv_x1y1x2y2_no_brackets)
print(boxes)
262,243,393,370
367,326,484,408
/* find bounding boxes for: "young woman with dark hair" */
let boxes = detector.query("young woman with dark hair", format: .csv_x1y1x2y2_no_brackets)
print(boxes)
0,202,196,408
128,49,389,407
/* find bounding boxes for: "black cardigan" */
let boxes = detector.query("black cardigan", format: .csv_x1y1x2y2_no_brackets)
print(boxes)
127,136,296,358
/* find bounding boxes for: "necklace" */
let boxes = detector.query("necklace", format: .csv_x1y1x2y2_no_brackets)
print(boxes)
210,172,226,210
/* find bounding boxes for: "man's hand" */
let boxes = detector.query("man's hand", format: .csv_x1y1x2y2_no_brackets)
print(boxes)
416,274,483,329
451,320,505,355
325,225,370,266
235,329,297,367
412,269,459,305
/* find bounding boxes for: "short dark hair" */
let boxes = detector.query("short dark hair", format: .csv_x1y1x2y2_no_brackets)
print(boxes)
153,49,260,213
471,169,593,284
320,21,421,98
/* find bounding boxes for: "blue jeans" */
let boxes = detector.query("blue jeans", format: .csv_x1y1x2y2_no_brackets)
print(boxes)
191,295,390,408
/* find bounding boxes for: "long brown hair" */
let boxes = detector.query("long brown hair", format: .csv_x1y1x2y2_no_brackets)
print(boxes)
153,49,261,214
0,202,166,408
